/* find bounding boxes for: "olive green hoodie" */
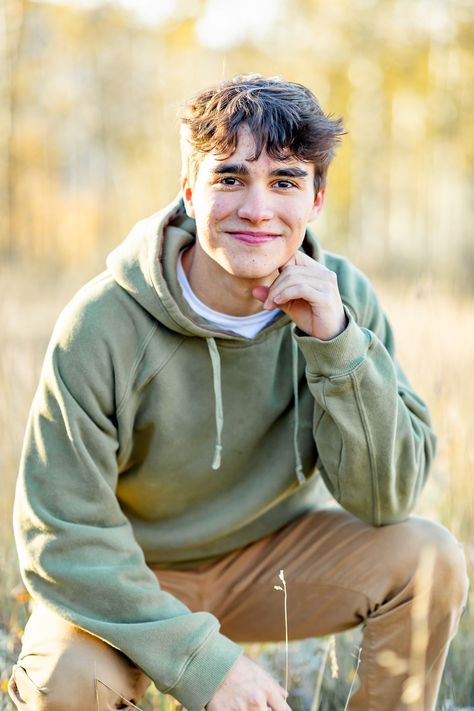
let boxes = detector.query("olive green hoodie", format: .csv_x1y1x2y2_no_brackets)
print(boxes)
14,195,436,710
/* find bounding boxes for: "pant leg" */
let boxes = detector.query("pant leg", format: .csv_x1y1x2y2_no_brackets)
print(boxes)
8,603,150,711
156,509,469,711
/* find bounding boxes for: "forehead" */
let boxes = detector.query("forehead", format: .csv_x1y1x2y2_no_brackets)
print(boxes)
198,126,314,178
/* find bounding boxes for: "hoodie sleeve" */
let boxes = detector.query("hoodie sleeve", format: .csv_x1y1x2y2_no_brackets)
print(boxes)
13,291,242,711
293,260,436,526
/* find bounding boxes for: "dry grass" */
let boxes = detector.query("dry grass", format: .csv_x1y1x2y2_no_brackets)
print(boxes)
374,278,474,546
0,264,472,709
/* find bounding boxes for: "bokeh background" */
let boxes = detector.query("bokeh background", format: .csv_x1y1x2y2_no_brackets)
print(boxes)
1,0,473,708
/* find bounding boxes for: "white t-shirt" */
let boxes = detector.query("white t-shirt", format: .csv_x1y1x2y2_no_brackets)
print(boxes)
177,251,281,339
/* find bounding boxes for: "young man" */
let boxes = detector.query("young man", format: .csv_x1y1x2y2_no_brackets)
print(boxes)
10,75,467,711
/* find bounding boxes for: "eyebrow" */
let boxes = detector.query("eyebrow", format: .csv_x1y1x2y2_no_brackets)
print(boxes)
211,163,249,176
269,167,309,178
211,163,309,179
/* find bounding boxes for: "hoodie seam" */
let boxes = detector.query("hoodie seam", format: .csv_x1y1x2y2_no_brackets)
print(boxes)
140,336,187,391
321,380,342,502
116,324,158,415
350,369,380,525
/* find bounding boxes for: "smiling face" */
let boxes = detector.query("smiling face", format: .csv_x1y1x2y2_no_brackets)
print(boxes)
182,126,325,289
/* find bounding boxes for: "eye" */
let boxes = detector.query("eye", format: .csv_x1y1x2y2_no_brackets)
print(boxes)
274,180,297,190
218,176,241,186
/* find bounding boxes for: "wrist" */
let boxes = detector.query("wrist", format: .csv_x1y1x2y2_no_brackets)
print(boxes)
309,309,348,341
295,308,371,377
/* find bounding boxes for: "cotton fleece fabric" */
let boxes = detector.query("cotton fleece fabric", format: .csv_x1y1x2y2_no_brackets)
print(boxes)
13,195,436,710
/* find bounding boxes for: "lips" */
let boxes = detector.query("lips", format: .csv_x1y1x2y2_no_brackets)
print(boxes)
227,231,280,244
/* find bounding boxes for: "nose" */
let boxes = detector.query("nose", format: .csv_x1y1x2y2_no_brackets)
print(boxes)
237,186,274,223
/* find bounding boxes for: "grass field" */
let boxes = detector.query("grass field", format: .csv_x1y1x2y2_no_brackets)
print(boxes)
0,263,472,709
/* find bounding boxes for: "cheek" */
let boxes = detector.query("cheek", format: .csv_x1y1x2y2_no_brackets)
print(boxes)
210,193,234,221
195,191,231,229
286,209,307,239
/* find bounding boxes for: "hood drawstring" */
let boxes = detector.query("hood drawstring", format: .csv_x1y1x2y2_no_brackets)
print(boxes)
206,338,223,470
292,330,305,484
206,333,304,483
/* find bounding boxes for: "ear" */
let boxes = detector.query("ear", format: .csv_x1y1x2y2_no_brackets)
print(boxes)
309,188,325,222
181,175,195,219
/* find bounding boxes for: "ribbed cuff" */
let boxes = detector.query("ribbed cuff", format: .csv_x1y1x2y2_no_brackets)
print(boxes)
294,309,371,377
169,631,243,711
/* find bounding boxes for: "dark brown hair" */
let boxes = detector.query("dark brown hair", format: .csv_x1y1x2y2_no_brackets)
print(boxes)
178,74,345,193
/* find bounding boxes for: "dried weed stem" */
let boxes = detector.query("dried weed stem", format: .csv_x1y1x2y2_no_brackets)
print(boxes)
274,569,289,699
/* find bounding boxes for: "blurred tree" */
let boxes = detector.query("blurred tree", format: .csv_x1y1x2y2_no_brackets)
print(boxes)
0,0,472,282
1,0,29,257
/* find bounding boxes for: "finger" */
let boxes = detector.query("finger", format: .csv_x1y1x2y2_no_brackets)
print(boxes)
279,249,315,272
266,283,332,311
266,268,338,308
273,268,334,301
279,263,334,286
279,254,297,272
272,284,328,307
266,686,292,711
266,268,329,297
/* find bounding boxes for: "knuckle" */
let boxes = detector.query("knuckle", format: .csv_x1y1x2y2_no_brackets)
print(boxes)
247,690,264,707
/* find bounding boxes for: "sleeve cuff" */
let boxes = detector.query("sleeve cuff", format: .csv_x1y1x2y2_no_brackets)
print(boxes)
169,631,243,711
294,308,371,377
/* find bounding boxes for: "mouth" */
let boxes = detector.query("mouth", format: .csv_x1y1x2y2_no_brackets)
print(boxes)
227,231,280,245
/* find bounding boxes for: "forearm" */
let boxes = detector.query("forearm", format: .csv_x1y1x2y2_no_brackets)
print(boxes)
295,313,436,525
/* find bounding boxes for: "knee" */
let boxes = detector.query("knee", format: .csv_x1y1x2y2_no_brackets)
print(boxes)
389,517,469,614
418,520,469,613
9,649,97,711
9,636,148,711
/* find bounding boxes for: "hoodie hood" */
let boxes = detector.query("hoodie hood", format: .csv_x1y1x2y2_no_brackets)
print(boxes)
106,193,324,340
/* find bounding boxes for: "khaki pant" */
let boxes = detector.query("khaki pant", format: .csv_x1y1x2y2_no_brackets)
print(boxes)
9,509,469,711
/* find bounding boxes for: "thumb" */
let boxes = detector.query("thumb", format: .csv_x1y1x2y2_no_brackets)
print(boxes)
252,285,269,303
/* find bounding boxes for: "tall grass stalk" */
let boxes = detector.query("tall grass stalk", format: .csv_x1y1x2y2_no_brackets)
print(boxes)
329,635,339,679
309,640,331,711
343,646,362,711
274,569,289,699
95,674,145,711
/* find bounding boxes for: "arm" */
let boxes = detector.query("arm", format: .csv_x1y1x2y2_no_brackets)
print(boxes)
13,294,241,711
254,252,436,525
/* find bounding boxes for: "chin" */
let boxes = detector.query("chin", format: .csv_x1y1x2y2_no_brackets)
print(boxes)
222,260,279,281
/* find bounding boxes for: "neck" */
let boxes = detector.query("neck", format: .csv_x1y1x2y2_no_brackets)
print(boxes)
182,245,276,317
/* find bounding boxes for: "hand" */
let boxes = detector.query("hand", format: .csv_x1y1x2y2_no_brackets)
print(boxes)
252,251,347,340
206,655,291,711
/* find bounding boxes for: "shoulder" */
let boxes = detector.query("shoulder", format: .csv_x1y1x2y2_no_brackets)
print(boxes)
45,271,183,411
44,272,159,406
51,271,155,357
